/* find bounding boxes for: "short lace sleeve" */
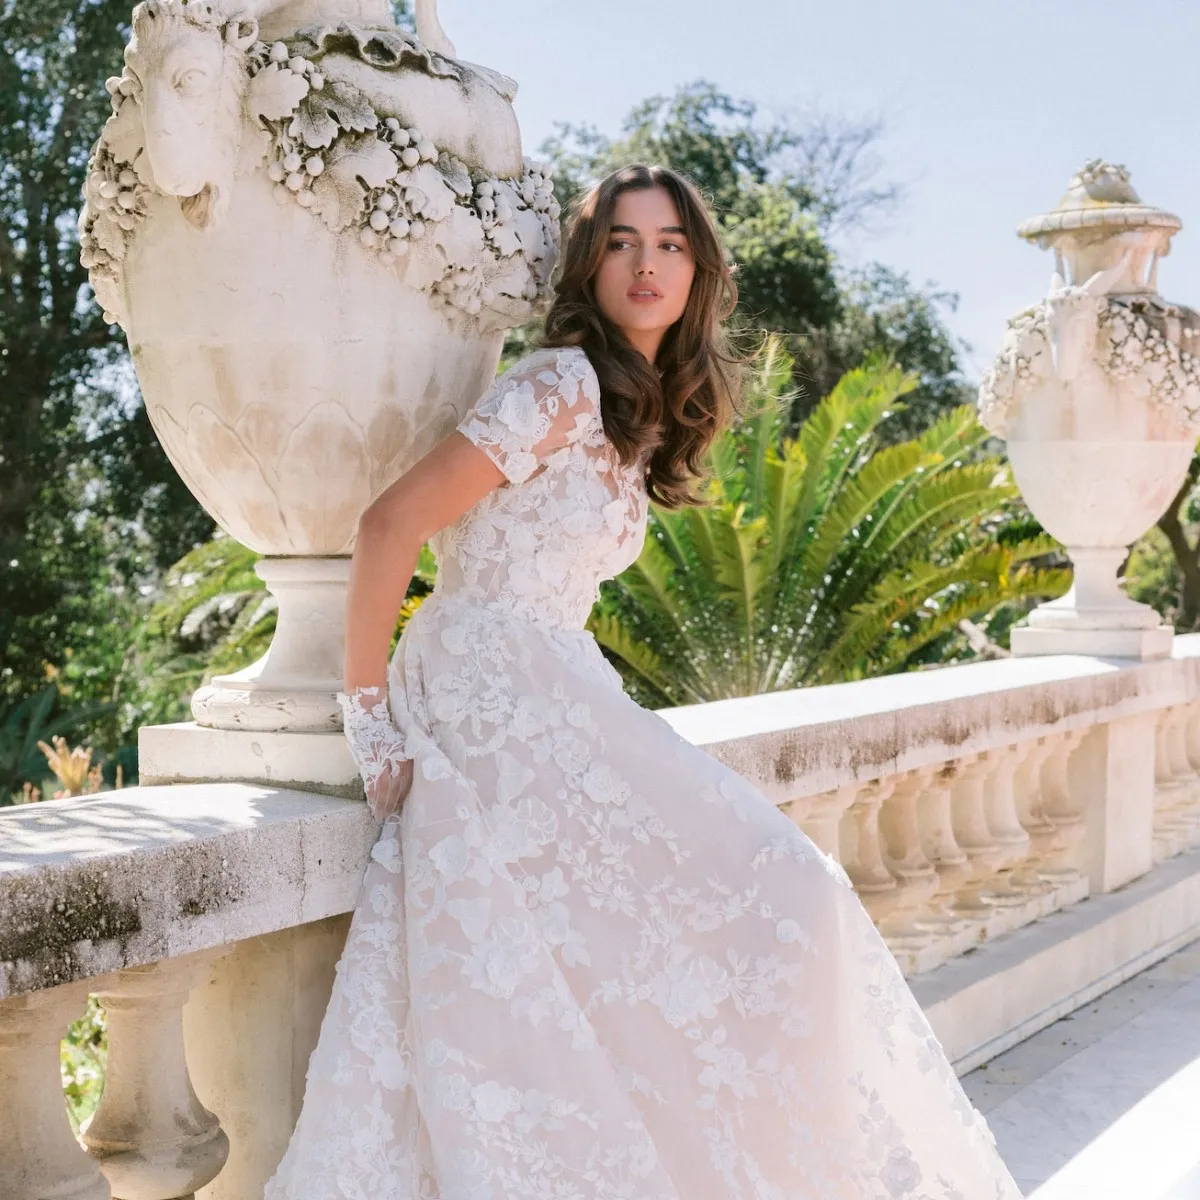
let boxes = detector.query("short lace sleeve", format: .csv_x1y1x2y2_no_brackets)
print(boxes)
456,347,600,485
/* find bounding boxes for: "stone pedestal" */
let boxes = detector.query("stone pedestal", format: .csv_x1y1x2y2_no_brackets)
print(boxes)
138,723,363,798
1011,624,1174,659
1010,544,1176,659
190,557,351,734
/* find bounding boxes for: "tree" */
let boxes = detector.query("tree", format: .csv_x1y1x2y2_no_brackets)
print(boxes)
587,338,1067,707
795,265,975,438
0,1,215,717
1127,456,1200,631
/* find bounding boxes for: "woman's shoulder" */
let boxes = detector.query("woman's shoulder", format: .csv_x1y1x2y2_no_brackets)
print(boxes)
500,345,599,409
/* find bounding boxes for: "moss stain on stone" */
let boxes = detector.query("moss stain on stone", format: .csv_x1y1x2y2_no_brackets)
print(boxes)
0,865,142,992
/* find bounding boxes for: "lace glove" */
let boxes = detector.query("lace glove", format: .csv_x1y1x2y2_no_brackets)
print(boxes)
336,685,414,822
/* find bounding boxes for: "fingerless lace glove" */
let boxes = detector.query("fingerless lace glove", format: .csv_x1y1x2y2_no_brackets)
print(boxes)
336,685,413,822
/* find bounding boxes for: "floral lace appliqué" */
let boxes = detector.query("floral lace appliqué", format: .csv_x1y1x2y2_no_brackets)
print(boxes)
264,347,1022,1200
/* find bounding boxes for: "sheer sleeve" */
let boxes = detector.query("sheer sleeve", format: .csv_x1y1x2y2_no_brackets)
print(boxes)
456,347,600,485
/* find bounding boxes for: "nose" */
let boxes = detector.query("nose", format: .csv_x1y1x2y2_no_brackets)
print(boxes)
634,246,655,275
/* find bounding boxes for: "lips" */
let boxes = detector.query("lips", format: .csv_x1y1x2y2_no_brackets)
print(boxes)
628,284,662,301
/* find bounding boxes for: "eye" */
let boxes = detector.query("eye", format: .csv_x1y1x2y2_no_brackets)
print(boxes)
174,67,208,93
660,241,684,252
607,238,633,251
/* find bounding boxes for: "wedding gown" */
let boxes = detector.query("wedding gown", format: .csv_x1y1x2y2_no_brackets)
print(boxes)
263,345,1022,1200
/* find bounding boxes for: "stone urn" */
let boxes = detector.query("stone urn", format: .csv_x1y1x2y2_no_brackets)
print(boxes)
978,161,1200,659
79,0,559,733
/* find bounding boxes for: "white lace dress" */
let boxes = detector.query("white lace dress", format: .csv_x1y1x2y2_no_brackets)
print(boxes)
263,346,1022,1200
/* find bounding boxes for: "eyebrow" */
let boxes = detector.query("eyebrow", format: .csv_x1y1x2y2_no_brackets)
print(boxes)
610,224,688,236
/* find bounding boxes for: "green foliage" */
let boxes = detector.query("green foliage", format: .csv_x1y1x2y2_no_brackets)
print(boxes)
795,264,975,441
61,995,107,1137
589,338,1068,706
1126,525,1185,629
0,1,216,713
0,684,115,803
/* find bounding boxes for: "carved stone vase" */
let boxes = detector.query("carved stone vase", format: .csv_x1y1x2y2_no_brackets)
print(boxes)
978,161,1200,659
80,0,559,733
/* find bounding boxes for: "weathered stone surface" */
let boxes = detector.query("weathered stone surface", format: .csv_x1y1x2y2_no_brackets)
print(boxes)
0,784,375,998
6,638,1200,997
665,635,1200,804
77,0,559,734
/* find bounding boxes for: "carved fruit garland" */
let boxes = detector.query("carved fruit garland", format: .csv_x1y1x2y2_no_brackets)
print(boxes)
978,298,1200,438
79,32,560,329
78,73,155,325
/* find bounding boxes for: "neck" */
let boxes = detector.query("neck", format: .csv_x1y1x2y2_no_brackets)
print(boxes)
623,328,663,365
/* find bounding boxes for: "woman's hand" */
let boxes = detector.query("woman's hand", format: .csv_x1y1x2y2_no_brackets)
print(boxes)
366,757,414,823
336,685,414,822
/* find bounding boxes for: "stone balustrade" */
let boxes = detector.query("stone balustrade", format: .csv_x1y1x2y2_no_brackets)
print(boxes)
5,641,1200,1199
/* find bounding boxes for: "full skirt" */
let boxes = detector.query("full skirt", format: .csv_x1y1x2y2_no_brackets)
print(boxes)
263,589,1022,1200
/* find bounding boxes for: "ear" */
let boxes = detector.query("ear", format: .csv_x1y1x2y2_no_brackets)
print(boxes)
180,183,228,230
224,15,258,50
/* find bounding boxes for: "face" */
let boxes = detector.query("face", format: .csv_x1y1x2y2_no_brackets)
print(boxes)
592,185,696,361
136,30,229,198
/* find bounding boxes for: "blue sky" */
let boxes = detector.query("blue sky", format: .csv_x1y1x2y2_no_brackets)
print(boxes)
446,0,1200,379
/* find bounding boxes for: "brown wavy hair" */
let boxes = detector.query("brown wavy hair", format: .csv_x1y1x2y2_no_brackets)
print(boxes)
542,164,747,510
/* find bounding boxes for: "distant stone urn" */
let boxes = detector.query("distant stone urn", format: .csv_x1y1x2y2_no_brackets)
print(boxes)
979,161,1200,659
79,0,559,731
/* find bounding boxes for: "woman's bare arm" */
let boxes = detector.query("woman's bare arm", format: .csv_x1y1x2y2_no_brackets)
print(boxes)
343,430,505,693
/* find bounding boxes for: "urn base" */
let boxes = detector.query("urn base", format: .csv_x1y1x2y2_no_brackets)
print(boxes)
1011,623,1174,660
1013,545,1176,660
190,557,350,734
138,722,364,798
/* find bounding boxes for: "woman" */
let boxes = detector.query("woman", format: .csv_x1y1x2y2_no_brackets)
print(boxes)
264,164,1022,1200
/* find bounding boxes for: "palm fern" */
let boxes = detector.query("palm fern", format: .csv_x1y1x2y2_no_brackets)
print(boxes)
589,336,1068,706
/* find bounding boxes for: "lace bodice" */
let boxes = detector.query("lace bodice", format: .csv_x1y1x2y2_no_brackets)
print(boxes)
433,346,650,630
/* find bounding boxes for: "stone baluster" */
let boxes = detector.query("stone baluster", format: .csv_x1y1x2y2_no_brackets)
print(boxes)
982,745,1033,876
1008,736,1065,904
0,984,111,1200
947,753,1009,925
1152,707,1190,862
1013,737,1058,854
1183,706,1200,848
1037,729,1088,884
779,792,813,835
84,950,230,1200
874,768,941,969
840,778,899,920
1164,705,1200,844
798,784,858,863
913,761,975,951
977,745,1046,928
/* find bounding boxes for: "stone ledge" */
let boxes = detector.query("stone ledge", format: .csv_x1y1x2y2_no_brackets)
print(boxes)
912,845,1200,1075
663,634,1200,803
0,784,377,998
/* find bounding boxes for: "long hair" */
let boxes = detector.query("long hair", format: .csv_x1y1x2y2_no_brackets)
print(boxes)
542,164,748,510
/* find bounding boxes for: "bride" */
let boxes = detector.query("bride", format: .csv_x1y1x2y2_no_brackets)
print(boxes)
263,163,1023,1200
